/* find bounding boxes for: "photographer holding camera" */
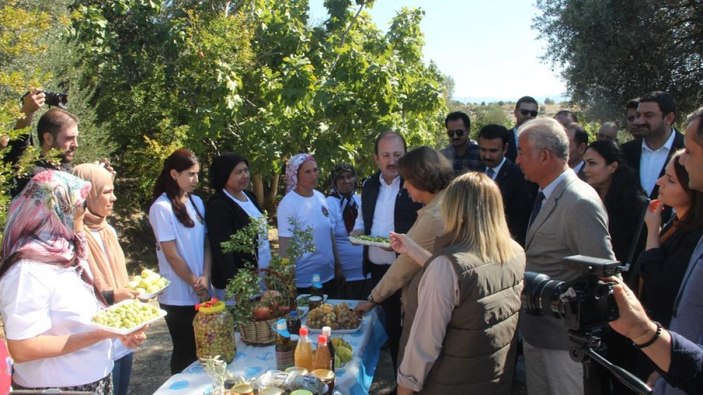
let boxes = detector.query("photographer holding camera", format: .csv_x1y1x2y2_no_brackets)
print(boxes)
2,89,46,164
515,118,616,395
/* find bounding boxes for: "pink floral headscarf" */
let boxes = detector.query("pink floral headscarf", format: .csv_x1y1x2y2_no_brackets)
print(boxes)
1,170,91,274
285,153,315,193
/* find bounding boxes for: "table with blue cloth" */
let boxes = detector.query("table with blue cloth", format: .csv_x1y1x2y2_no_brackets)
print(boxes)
154,300,387,395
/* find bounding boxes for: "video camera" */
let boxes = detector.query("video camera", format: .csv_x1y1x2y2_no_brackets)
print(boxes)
522,255,624,331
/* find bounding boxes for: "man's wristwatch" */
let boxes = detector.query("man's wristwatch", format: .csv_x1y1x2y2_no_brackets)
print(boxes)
367,294,378,305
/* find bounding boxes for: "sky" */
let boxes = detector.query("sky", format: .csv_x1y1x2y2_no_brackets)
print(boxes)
309,0,568,103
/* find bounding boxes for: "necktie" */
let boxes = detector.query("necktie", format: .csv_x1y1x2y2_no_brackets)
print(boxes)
529,191,546,226
486,168,495,179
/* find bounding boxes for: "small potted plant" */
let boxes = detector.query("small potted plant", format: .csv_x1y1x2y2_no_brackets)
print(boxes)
222,215,313,345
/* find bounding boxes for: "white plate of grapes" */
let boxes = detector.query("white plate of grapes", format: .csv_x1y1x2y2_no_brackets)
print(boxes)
91,299,167,335
128,269,171,301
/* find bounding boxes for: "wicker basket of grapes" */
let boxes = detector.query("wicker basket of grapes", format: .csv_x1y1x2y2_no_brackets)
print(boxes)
306,303,361,333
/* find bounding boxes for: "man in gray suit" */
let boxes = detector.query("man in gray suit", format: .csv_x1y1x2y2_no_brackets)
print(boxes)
516,118,616,395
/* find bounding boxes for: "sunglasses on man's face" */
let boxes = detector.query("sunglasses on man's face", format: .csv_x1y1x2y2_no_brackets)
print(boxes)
520,109,538,117
447,129,465,137
627,115,636,122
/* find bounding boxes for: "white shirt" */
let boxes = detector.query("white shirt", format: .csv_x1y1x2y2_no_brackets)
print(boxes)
541,170,571,200
0,260,113,387
640,130,676,196
223,189,272,270
327,193,369,281
572,160,585,175
277,190,335,288
354,174,400,265
149,193,207,306
485,157,506,180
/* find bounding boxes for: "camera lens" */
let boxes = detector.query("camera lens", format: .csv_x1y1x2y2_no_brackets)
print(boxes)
522,272,566,318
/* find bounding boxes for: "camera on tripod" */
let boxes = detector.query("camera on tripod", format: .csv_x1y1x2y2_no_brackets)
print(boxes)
522,255,624,331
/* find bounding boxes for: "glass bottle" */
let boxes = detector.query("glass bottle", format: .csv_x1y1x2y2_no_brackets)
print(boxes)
275,320,294,370
310,273,323,298
322,326,335,372
312,334,332,371
287,310,301,336
294,326,313,371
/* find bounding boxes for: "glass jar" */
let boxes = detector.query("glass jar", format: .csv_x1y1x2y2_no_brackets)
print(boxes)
193,299,236,363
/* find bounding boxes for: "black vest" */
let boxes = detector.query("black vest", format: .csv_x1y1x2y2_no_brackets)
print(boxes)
360,172,422,275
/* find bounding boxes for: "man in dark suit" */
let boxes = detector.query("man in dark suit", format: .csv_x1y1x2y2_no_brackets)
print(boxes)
350,130,422,373
516,118,615,395
622,91,684,199
506,96,539,162
478,124,534,246
565,122,588,180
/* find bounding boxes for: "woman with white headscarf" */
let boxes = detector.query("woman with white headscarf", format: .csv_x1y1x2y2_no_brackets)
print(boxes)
277,153,343,295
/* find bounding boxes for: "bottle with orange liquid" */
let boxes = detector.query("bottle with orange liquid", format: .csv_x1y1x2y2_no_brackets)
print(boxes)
294,326,313,371
312,334,332,371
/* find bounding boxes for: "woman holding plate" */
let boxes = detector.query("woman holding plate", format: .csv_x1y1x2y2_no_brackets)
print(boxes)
73,163,138,395
0,170,146,393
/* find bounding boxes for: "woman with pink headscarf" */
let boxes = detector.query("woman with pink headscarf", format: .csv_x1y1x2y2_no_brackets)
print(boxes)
277,153,343,295
0,170,146,393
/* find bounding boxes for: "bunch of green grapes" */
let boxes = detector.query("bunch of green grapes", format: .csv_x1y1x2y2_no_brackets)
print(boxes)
92,300,161,329
307,304,338,329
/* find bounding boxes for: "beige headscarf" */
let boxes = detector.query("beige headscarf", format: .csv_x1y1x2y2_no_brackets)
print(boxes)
73,163,129,291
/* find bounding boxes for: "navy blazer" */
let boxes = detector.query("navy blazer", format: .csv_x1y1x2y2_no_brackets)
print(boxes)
492,159,534,246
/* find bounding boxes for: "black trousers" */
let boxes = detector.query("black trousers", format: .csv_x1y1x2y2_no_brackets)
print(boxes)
160,303,198,374
369,263,402,371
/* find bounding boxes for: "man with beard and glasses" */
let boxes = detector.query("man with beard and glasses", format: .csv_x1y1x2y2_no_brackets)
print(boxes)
439,111,482,176
506,96,539,162
11,108,80,196
350,130,423,376
478,124,534,246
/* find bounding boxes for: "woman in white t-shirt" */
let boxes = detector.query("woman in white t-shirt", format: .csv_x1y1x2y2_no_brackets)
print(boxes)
148,148,211,374
0,170,146,393
206,153,271,300
326,163,371,299
277,153,343,295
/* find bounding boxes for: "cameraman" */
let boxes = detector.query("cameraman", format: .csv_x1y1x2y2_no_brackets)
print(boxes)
607,276,702,394
2,89,45,164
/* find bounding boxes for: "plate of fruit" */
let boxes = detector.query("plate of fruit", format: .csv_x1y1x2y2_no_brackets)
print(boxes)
91,299,166,335
127,269,170,300
306,302,362,333
331,337,354,368
348,235,391,249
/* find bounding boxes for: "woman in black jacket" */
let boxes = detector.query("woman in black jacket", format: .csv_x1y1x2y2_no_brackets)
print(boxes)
206,153,272,300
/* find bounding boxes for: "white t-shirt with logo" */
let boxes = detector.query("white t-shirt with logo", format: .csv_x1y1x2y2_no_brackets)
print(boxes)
277,190,335,288
0,260,113,387
149,193,207,306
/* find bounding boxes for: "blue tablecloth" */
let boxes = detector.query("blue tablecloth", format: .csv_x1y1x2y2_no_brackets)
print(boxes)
154,300,387,395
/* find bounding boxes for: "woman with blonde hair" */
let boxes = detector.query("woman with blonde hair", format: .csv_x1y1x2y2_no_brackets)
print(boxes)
391,172,525,394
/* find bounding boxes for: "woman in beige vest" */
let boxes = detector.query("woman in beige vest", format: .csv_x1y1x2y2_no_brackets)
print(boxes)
391,172,526,394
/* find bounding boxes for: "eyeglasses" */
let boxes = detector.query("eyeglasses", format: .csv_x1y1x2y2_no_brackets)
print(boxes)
520,109,538,117
627,116,636,122
447,129,465,137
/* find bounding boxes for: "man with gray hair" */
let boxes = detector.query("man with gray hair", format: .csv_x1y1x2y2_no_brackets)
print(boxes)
516,118,615,395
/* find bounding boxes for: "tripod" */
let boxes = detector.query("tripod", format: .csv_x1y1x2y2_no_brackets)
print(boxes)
569,330,652,395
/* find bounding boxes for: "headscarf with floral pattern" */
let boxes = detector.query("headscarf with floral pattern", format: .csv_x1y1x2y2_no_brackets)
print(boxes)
285,153,315,193
0,170,91,279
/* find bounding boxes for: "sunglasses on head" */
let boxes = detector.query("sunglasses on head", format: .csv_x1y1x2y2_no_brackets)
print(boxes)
520,109,538,117
447,129,465,137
